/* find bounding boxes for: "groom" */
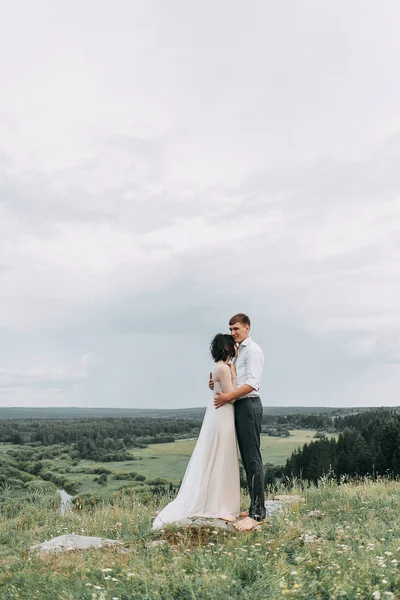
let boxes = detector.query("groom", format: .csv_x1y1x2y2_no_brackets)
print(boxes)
210,313,266,522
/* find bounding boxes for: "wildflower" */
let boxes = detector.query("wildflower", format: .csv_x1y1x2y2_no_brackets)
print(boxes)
102,568,112,573
382,580,388,584
291,571,298,575
126,573,134,578
390,559,398,565
372,592,381,600
384,593,394,599
220,575,228,580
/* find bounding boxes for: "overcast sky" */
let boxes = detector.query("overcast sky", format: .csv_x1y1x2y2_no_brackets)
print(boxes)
1,1,399,409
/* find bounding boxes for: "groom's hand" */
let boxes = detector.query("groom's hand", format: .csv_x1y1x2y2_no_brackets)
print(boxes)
214,392,230,409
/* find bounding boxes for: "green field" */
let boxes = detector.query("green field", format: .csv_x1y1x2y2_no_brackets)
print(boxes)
1,430,332,498
63,429,327,493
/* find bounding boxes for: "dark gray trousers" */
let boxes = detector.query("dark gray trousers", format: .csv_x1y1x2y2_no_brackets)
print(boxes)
234,396,266,520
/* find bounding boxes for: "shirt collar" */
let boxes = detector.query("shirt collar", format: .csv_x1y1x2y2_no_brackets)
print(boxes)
240,336,252,348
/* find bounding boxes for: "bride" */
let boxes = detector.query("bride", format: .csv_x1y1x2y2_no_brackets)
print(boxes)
152,334,240,529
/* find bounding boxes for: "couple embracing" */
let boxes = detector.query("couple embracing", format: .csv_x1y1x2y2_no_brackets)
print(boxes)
153,313,266,531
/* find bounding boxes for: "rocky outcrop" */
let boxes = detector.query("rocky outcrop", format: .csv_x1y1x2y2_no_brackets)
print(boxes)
30,534,123,555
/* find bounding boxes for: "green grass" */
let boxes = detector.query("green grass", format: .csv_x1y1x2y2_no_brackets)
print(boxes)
63,430,329,494
1,431,332,501
1,479,400,599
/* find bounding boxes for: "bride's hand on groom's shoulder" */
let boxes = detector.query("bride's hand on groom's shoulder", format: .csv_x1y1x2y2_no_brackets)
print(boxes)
209,372,214,390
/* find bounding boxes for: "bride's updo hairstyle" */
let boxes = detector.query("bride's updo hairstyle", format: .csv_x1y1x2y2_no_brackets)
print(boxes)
210,334,236,363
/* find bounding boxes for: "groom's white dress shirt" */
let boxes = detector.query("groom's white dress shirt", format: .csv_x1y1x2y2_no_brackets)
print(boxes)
235,336,264,399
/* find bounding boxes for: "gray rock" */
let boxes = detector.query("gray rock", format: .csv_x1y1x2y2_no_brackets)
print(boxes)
153,497,303,533
265,500,284,516
300,532,319,544
150,539,168,547
273,494,305,505
172,517,236,531
306,509,325,519
30,534,123,554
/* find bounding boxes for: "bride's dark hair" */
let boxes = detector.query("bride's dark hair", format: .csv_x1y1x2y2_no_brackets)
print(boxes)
210,333,236,363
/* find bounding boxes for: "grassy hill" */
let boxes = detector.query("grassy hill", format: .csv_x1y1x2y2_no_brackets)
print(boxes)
1,479,399,599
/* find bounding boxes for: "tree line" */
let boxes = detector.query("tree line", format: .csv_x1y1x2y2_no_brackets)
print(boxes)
284,409,400,482
0,412,337,448
0,417,201,458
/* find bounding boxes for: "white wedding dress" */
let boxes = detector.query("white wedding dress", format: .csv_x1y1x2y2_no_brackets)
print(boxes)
152,363,240,529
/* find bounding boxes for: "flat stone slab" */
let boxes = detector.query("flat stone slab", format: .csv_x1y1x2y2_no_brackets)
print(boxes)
170,517,236,531
265,500,284,516
30,534,123,554
273,494,305,505
156,499,293,531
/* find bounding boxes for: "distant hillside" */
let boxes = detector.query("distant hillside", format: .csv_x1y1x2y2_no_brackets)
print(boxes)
0,405,390,420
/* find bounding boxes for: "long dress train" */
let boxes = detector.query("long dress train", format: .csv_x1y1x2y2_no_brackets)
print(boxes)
152,363,240,529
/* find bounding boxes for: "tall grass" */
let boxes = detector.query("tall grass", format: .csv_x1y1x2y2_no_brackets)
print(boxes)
1,478,400,599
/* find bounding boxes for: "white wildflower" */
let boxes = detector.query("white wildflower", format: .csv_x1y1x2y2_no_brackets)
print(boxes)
372,592,381,600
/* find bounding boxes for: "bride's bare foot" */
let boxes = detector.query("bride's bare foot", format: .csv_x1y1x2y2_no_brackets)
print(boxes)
219,514,236,522
233,517,259,531
239,511,249,517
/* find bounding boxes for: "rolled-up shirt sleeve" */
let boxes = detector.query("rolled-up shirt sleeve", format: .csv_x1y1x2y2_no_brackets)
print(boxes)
245,346,264,391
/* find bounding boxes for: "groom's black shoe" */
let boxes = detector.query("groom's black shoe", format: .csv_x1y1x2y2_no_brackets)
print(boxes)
249,511,266,522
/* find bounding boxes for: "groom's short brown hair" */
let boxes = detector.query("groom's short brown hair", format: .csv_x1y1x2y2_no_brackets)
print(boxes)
229,313,251,327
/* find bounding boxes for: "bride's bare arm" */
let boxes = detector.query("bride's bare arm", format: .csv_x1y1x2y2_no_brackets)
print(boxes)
215,365,236,404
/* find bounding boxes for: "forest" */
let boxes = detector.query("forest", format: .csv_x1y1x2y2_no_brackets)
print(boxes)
1,407,399,510
284,408,400,481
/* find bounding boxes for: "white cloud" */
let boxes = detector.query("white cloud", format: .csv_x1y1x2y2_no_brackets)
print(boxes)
1,1,400,407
